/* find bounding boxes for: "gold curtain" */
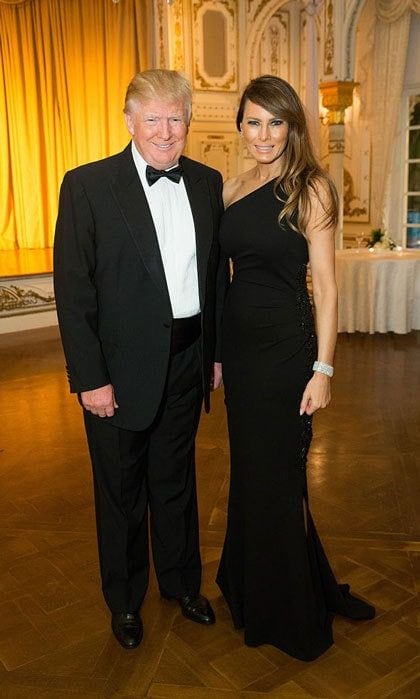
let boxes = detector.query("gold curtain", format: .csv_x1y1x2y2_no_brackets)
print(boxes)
0,0,152,250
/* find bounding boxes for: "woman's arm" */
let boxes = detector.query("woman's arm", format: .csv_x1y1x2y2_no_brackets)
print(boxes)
299,183,337,416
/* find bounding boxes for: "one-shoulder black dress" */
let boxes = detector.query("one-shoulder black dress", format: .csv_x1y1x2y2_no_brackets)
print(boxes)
216,181,374,661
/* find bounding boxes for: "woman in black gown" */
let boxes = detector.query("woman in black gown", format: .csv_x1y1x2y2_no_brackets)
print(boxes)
216,76,375,661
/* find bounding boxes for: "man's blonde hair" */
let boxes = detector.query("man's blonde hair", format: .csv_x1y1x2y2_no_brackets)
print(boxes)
124,69,192,122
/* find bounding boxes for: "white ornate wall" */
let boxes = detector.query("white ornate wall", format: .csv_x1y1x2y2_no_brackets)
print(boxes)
154,0,419,245
156,1,364,169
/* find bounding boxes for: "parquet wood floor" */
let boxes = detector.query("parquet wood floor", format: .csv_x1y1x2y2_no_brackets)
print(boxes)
0,327,419,698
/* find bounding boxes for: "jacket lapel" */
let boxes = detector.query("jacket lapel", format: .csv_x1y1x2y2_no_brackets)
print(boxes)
109,146,171,309
181,157,214,307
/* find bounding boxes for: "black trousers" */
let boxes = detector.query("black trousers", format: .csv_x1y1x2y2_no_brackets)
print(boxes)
83,340,203,613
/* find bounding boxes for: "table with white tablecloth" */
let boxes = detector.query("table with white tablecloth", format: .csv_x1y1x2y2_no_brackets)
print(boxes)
335,249,420,334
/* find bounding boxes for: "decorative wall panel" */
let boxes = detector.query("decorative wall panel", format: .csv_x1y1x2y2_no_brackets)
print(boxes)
247,1,303,89
257,10,290,80
192,0,238,91
188,127,239,179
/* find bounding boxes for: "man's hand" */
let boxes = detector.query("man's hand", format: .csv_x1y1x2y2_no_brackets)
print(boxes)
80,384,119,417
212,362,223,391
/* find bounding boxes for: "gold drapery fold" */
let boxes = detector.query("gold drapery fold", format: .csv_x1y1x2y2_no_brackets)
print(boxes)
0,0,151,250
376,0,420,22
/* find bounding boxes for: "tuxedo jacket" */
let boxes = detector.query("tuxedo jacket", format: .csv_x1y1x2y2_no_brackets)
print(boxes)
54,144,227,431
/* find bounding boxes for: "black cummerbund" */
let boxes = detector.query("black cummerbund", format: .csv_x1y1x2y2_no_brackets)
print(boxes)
170,313,201,355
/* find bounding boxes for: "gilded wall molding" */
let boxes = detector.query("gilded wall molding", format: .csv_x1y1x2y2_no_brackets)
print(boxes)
324,0,334,75
192,101,237,121
168,0,186,70
155,0,168,69
0,276,55,317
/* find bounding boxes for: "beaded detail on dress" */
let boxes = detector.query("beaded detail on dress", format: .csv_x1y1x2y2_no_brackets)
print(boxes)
299,332,316,474
299,415,312,477
296,262,314,335
296,261,317,473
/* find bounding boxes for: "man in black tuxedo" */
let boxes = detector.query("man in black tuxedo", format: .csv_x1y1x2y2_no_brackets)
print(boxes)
54,69,227,649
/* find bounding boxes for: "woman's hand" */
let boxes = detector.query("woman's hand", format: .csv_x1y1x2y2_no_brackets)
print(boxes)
299,373,331,416
212,362,223,390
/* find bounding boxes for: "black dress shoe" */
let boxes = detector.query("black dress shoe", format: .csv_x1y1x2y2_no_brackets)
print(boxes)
161,592,215,625
111,612,143,649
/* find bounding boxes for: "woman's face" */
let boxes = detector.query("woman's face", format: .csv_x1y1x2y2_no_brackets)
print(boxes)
240,100,289,165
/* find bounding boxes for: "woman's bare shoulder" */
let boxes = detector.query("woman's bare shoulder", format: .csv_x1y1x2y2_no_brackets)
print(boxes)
223,169,255,208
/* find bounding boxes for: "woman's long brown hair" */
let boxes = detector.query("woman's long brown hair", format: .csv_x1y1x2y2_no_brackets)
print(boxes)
237,75,339,236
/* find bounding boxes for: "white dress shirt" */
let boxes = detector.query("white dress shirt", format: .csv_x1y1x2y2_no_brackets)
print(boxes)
131,143,200,319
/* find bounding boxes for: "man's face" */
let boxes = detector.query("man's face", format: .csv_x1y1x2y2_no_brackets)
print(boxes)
124,97,189,170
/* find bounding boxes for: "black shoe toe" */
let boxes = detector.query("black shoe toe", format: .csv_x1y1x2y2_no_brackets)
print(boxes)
179,595,215,625
111,612,143,649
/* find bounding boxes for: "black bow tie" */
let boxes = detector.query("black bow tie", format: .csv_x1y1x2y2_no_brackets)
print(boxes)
145,164,183,186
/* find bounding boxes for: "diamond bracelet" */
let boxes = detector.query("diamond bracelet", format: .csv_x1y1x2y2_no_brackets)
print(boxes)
312,361,334,377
